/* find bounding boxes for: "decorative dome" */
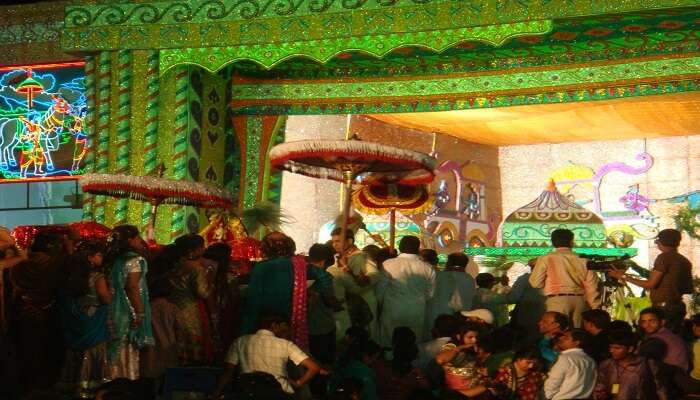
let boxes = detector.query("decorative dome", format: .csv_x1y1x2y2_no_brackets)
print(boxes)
501,180,606,248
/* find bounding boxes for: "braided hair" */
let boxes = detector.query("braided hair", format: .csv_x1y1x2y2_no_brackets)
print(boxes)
104,225,141,273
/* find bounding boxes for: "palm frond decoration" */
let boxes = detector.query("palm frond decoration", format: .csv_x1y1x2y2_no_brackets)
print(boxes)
241,202,291,235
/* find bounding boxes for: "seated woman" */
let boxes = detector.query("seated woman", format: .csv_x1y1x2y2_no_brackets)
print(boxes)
488,347,544,400
435,321,488,398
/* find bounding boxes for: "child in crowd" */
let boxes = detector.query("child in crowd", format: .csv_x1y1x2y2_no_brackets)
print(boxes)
330,337,381,400
593,330,667,400
379,327,429,399
416,314,460,372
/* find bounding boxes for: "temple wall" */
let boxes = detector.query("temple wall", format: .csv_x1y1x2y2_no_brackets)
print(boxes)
500,135,700,273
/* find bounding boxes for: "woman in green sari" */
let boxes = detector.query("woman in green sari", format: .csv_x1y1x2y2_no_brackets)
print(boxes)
104,225,154,379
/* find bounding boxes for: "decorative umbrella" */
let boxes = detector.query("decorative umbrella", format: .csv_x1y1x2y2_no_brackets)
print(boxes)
15,69,43,109
270,137,436,254
353,183,432,249
80,172,233,240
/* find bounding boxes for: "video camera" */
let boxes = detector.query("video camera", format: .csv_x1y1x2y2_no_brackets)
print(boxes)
580,254,649,287
582,254,632,272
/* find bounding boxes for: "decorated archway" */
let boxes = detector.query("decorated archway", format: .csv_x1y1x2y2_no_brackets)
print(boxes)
53,0,700,242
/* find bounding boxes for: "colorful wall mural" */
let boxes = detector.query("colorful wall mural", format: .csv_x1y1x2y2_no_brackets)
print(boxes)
501,137,700,272
0,62,86,179
549,152,658,241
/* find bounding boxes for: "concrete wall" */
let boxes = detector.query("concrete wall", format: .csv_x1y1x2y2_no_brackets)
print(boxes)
500,135,700,272
279,116,346,253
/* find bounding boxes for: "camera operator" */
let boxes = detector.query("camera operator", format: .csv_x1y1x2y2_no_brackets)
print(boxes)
608,228,692,334
530,228,601,328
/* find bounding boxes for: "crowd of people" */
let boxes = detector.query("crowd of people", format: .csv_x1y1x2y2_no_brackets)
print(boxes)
0,224,698,400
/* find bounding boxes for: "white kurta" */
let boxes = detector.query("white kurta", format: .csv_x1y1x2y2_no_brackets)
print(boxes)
377,253,436,346
327,251,381,341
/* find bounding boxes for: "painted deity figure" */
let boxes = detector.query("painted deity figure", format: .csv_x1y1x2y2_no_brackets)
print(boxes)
620,185,650,214
461,184,481,220
200,213,249,246
428,179,450,216
17,115,46,177
69,105,87,172
13,95,73,176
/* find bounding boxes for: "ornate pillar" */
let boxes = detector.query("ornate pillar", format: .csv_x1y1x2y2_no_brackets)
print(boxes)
81,55,97,220
169,66,189,241
231,115,286,209
111,50,132,226
92,51,112,225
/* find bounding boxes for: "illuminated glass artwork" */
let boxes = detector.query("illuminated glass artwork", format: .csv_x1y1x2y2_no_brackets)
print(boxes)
0,62,86,180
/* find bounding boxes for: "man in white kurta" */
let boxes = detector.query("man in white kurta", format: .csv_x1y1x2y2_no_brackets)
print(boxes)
328,228,381,341
378,235,436,346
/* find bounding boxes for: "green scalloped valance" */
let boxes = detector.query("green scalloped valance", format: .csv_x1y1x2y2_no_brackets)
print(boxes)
159,20,552,72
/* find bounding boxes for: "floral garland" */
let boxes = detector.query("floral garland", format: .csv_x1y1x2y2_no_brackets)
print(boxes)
673,206,700,240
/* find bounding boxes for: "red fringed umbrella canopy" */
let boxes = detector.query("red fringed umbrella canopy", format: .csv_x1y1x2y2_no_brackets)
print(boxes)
353,184,432,249
269,139,436,185
270,138,436,253
80,173,233,209
81,173,233,241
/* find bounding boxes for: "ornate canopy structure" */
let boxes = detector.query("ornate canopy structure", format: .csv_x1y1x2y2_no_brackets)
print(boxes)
467,181,636,273
2,0,697,242
501,180,607,248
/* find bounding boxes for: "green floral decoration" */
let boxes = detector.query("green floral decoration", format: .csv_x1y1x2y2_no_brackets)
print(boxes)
674,206,700,240
689,276,700,315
